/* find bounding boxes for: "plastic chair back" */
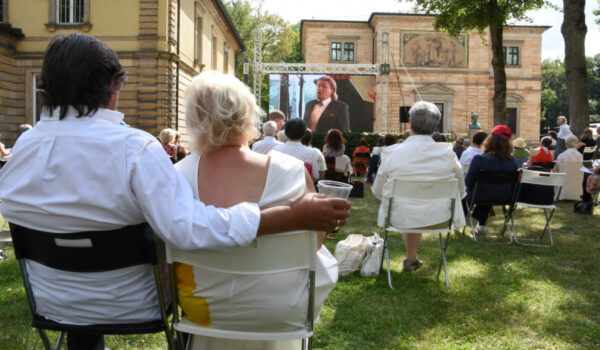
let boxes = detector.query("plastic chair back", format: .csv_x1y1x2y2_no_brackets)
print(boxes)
166,231,318,347
9,223,174,349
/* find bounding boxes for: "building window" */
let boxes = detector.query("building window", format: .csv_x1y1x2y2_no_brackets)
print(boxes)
47,0,90,30
330,41,356,62
0,0,7,23
508,107,518,135
58,0,84,24
211,36,218,70
503,46,520,66
331,42,342,61
194,4,204,68
223,44,229,74
343,43,354,61
33,74,44,125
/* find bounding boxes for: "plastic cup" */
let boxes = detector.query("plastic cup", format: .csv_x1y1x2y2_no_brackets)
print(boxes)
317,180,353,199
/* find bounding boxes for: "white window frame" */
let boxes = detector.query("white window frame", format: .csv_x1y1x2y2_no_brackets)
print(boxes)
47,0,90,31
57,0,84,24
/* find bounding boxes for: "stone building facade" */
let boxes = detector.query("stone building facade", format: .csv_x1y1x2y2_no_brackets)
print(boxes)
300,13,548,141
0,0,244,146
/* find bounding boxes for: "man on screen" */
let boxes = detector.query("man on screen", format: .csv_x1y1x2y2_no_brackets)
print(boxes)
303,76,350,133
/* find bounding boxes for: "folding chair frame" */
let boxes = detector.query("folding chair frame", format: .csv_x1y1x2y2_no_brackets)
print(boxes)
509,170,567,247
9,223,176,350
166,231,317,350
461,170,521,243
378,179,459,289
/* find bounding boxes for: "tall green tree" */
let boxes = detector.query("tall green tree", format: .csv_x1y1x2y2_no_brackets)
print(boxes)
403,0,548,126
224,0,302,112
562,0,589,137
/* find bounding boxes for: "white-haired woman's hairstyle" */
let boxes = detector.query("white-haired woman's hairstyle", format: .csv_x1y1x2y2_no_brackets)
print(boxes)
184,70,264,154
557,115,567,124
565,134,578,148
158,128,176,144
409,101,441,135
262,121,277,137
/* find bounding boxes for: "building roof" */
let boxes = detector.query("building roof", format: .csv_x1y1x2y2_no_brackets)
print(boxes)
213,0,246,52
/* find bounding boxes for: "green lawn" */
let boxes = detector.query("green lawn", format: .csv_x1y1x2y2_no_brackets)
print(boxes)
1,188,599,350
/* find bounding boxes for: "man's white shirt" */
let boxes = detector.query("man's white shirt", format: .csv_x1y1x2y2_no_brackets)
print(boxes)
251,136,282,154
0,107,260,325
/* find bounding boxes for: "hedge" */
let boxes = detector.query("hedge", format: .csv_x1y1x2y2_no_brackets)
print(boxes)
310,132,457,158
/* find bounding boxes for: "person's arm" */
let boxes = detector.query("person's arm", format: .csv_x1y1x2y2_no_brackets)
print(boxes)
0,144,10,157
131,141,349,250
257,193,349,235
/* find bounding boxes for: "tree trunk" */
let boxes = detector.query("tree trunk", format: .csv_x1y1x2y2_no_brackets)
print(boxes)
561,0,589,137
488,0,508,126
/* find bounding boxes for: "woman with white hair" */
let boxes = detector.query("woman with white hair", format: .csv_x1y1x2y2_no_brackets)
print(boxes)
372,101,465,271
174,70,337,349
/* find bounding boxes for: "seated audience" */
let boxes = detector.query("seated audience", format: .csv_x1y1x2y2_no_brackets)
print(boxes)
557,135,583,163
373,101,465,271
548,130,558,150
512,137,530,166
453,137,465,159
366,136,384,183
464,126,519,234
460,131,487,166
556,134,584,200
322,129,351,181
352,138,371,177
0,34,349,350
251,120,282,154
159,128,178,163
301,128,326,180
527,136,554,168
576,128,596,160
273,119,320,181
175,70,338,348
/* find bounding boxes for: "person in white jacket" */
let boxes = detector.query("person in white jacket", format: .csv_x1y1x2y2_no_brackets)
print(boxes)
373,101,465,272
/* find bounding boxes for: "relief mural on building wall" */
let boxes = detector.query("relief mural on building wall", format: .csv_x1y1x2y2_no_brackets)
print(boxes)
402,32,468,68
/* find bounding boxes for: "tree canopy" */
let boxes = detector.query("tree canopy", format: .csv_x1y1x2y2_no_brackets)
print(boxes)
403,0,549,127
224,0,302,111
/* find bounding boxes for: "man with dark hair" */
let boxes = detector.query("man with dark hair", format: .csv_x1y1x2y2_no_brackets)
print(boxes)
273,119,320,180
460,131,488,166
0,34,350,350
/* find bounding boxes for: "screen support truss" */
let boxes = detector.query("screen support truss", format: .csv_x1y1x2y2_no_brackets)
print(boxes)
253,30,390,132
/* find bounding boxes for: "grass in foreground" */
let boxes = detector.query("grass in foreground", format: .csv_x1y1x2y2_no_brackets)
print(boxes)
1,187,599,349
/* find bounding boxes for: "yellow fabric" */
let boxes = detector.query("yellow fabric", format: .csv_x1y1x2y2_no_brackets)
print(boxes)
174,262,211,327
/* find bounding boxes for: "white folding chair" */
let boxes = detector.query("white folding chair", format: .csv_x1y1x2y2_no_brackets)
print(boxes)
583,146,598,168
166,231,318,350
510,170,567,247
378,178,460,288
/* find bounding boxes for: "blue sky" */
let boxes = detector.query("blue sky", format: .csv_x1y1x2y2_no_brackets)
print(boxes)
263,0,600,60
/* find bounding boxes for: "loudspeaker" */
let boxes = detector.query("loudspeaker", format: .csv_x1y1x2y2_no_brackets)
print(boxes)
399,106,409,123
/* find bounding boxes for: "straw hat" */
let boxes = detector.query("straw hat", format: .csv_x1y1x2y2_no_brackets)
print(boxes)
512,137,527,149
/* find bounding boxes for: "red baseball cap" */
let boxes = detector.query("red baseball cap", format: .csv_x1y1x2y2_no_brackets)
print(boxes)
491,125,512,140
